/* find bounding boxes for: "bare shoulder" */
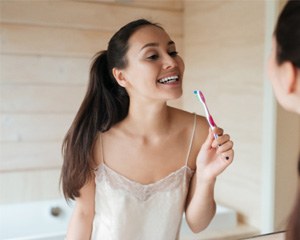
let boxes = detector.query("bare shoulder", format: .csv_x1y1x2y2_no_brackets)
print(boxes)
169,106,208,132
169,107,209,168
194,114,209,148
169,106,209,143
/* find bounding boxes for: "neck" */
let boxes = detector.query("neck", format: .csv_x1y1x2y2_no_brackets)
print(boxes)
123,101,172,136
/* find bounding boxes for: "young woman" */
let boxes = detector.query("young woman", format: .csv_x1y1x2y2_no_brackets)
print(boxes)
61,19,234,240
268,1,300,239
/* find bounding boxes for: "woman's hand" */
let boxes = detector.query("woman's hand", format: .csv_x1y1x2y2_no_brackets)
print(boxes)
196,127,234,181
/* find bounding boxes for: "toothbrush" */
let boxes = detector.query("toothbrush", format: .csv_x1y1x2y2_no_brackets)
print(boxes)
194,90,218,139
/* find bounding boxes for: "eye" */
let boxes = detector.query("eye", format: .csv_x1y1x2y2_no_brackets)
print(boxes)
147,54,159,60
169,51,178,57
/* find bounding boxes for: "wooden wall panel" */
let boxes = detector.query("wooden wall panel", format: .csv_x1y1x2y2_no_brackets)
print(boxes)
0,85,85,113
1,113,73,141
1,23,182,57
79,0,183,11
0,1,182,36
0,169,61,204
1,55,90,85
1,23,111,57
0,142,63,171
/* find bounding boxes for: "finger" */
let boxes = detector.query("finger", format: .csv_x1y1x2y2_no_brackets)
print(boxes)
202,128,215,150
212,127,223,137
216,140,234,153
212,134,230,148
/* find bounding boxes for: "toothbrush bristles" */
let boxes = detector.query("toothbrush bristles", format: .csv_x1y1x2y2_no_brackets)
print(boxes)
194,90,206,103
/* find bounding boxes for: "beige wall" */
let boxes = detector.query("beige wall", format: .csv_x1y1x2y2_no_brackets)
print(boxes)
1,0,299,235
183,0,265,229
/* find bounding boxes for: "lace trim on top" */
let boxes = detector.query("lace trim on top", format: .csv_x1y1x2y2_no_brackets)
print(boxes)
95,163,194,201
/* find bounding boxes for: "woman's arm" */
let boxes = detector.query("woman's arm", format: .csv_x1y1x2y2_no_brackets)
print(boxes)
66,178,95,240
185,171,216,233
185,125,234,233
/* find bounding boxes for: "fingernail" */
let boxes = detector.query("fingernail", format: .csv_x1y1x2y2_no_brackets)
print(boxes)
226,156,229,160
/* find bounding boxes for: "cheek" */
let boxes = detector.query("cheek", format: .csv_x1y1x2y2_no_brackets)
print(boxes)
267,51,278,85
267,59,285,104
267,59,275,83
177,57,185,74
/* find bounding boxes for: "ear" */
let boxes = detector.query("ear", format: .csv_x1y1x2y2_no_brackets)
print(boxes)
280,62,297,94
112,67,127,88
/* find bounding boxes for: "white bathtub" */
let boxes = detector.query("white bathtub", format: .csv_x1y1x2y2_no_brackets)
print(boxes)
0,199,237,240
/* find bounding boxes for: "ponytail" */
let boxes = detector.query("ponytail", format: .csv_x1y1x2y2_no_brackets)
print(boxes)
60,51,129,200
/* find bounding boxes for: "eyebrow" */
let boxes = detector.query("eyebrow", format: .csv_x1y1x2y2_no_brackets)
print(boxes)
140,40,175,51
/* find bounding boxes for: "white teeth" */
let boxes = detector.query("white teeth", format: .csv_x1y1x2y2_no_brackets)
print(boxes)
158,76,179,84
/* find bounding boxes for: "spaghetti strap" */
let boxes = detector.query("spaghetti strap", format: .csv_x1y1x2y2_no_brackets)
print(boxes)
185,113,197,166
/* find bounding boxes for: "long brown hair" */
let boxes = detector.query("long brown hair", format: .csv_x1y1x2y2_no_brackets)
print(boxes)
60,19,163,200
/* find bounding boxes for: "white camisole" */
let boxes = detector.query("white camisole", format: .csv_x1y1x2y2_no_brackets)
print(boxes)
91,115,197,240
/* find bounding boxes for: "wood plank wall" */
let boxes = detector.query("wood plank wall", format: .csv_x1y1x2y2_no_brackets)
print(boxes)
0,0,183,203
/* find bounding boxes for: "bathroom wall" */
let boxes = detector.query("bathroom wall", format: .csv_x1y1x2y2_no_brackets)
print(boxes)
183,0,265,229
0,0,183,203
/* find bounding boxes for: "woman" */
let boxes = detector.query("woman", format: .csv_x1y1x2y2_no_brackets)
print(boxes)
268,1,300,239
61,19,234,240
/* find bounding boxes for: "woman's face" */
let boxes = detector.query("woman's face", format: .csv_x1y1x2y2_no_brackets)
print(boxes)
116,25,185,102
268,38,300,114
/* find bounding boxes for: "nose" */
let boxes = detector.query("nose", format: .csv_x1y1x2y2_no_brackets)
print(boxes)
162,54,178,69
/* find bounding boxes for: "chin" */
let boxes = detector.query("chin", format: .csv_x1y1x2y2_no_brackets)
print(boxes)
170,89,183,99
282,103,299,114
277,98,294,113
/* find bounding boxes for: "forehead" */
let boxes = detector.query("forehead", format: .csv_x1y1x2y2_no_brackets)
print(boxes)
127,25,172,51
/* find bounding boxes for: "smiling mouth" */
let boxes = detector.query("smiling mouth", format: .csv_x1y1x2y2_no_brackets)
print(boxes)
157,75,179,84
